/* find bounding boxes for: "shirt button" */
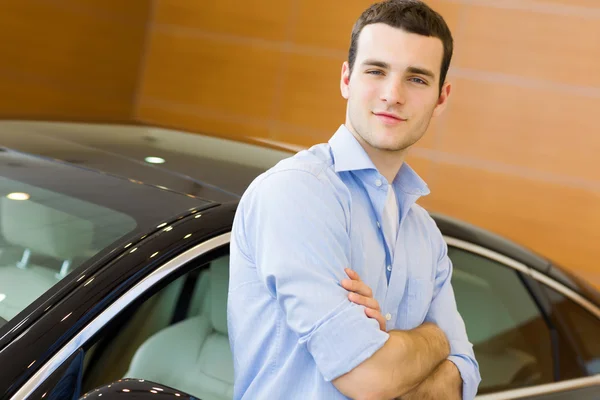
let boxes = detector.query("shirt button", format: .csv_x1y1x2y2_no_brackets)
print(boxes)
375,179,382,187
376,221,381,228
385,313,392,321
387,265,392,272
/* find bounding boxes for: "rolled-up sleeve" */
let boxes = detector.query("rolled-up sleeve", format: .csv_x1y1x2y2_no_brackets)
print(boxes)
240,168,389,381
425,219,482,399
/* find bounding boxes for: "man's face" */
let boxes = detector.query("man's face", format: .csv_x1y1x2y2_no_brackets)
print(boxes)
341,23,450,153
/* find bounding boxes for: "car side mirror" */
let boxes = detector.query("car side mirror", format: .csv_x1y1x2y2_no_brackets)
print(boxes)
79,378,199,399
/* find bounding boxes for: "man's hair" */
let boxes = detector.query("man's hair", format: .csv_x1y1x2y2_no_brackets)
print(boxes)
348,0,454,93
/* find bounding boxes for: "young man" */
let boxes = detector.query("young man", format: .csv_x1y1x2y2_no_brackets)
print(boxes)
228,1,481,399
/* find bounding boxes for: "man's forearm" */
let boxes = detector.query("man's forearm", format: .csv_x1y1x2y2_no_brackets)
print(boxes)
387,322,451,396
333,322,450,399
399,360,462,400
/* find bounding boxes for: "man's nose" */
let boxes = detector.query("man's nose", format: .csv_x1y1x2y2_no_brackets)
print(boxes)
380,79,406,105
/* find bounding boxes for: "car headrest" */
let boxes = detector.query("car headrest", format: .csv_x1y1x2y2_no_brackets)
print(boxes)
1,197,94,261
209,256,230,335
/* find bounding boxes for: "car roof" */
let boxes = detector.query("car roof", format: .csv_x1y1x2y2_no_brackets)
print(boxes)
0,121,290,203
0,147,212,226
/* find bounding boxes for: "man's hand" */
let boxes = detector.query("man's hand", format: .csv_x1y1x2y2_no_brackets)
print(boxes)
341,268,386,331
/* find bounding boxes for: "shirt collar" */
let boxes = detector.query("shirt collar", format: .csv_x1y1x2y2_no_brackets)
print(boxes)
329,125,377,173
329,124,430,196
394,162,430,196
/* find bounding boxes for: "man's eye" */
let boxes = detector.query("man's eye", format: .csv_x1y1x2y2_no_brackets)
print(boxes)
410,77,427,85
366,70,384,76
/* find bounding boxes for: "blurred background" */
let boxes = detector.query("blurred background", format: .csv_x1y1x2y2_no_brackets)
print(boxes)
1,0,598,287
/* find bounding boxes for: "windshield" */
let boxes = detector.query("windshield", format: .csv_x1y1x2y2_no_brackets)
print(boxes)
0,176,137,322
0,148,212,326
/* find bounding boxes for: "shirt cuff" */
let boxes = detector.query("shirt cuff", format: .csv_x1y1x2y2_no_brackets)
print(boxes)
448,352,481,400
304,302,389,382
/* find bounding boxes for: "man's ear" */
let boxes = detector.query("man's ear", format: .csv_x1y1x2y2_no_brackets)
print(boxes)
433,81,452,118
341,61,351,100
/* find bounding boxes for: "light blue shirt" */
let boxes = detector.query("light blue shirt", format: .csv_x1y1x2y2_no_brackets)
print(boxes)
228,125,481,399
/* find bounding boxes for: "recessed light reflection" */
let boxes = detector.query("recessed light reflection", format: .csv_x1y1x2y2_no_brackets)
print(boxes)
152,388,163,391
184,234,192,239
150,252,159,258
150,390,157,394
164,226,173,232
27,360,35,368
7,192,30,201
145,156,165,164
194,214,202,219
157,223,167,228
61,312,72,322
122,389,130,393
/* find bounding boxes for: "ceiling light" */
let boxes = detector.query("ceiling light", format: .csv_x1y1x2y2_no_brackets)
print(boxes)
145,156,165,164
7,192,30,201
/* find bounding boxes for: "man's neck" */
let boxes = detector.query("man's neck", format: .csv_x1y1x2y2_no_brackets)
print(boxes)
347,127,407,183
363,146,406,184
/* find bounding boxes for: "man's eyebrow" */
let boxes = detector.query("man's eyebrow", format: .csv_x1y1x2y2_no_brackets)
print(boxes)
361,59,390,69
407,66,436,79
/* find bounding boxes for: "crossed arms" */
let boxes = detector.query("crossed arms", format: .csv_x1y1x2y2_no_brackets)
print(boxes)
334,270,464,400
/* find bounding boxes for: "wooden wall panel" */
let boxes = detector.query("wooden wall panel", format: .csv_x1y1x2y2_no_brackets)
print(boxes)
0,0,151,121
456,4,600,87
275,53,346,136
441,78,599,181
137,27,284,139
136,0,600,286
424,162,600,279
153,0,293,41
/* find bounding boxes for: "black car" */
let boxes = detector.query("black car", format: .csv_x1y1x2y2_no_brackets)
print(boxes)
0,121,599,400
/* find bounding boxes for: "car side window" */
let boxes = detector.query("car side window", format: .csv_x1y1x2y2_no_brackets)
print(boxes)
543,285,600,375
448,246,554,394
80,253,233,400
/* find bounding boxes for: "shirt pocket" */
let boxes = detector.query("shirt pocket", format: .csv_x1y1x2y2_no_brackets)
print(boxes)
399,277,435,329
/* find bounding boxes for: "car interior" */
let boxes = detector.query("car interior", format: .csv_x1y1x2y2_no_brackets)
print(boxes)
0,196,94,321
0,178,137,322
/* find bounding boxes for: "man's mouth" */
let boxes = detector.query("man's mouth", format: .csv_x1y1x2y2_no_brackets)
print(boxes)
373,112,407,123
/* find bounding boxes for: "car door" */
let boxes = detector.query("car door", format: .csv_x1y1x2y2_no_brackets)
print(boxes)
446,237,600,399
9,229,232,400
